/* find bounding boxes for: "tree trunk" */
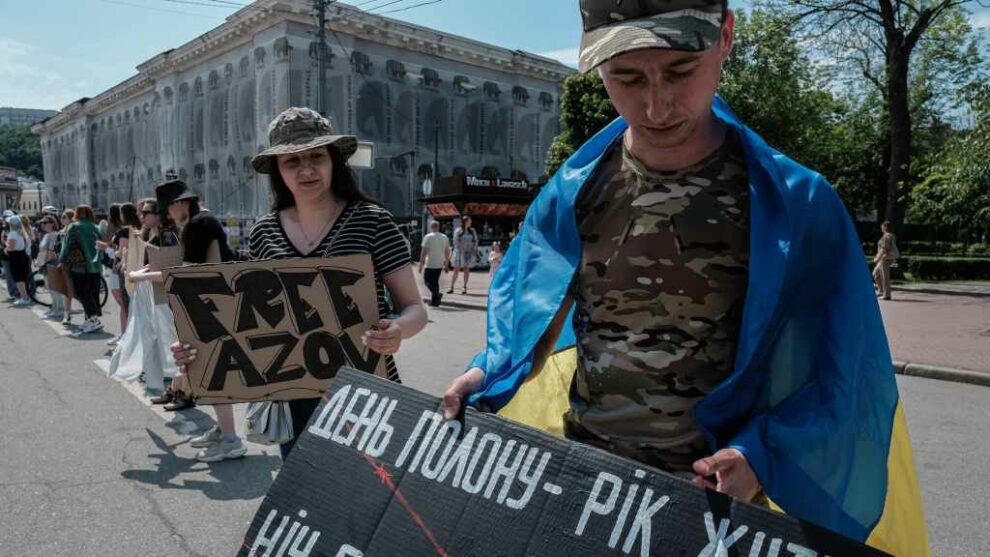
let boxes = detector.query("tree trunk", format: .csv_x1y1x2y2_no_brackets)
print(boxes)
885,46,912,230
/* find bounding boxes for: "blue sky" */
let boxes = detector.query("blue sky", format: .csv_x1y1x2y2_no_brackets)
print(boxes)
1,0,988,110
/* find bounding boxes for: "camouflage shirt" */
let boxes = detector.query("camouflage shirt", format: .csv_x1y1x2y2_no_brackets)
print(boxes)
564,130,750,472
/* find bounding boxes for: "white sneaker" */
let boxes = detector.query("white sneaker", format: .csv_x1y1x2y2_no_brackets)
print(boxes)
11,298,31,307
106,335,121,346
77,318,103,334
196,437,247,462
189,426,222,448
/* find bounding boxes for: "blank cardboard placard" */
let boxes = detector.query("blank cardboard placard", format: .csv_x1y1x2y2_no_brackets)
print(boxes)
146,243,183,305
123,229,145,296
237,368,891,557
163,254,384,404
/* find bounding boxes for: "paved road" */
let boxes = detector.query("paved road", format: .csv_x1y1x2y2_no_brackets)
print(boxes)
1,299,986,556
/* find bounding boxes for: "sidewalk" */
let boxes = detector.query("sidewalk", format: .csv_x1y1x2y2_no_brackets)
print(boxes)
893,281,990,298
417,268,492,310
418,272,990,384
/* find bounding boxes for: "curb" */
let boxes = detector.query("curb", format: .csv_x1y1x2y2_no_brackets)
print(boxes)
893,360,990,387
892,286,990,298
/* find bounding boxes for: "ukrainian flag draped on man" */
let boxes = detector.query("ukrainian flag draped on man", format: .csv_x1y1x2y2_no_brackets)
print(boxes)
465,97,930,556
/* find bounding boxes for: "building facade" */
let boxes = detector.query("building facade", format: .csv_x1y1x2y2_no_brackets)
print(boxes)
31,0,572,220
0,107,58,127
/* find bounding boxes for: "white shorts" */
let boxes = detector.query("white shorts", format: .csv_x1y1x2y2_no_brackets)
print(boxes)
106,268,122,290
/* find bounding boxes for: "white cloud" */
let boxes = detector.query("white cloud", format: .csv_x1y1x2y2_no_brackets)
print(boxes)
536,47,580,69
0,37,88,110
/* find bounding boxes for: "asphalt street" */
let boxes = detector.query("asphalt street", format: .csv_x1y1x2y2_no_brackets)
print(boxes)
0,300,986,556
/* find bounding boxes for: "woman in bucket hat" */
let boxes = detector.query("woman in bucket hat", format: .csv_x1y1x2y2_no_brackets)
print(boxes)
172,107,428,460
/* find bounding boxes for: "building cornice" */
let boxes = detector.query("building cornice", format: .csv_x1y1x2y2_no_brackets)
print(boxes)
34,0,574,136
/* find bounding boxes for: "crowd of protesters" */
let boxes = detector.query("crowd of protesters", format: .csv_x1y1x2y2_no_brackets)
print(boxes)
2,107,430,464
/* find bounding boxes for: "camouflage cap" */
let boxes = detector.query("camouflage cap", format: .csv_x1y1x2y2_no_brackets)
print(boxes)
252,107,358,174
579,0,727,73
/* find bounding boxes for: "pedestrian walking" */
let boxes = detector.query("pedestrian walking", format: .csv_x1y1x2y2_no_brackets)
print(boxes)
447,216,478,294
419,220,451,306
171,107,428,461
488,241,503,277
873,221,899,301
59,205,103,333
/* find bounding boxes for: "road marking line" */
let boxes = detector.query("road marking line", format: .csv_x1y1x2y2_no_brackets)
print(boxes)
30,307,73,336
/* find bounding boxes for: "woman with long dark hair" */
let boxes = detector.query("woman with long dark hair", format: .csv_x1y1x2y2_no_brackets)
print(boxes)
172,107,428,461
100,202,139,345
448,215,479,294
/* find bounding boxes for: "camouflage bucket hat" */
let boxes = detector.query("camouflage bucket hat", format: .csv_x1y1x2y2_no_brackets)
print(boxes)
578,0,727,73
252,107,358,174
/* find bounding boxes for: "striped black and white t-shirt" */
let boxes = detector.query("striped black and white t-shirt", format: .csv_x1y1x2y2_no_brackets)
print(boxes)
247,201,412,383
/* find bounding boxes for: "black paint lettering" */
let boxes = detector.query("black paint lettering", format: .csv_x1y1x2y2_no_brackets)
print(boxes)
166,274,233,343
209,337,267,391
276,271,325,335
319,268,365,331
337,331,381,373
303,331,346,380
246,332,304,384
233,269,286,332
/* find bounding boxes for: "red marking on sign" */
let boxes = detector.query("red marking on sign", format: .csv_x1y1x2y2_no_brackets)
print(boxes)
360,452,449,557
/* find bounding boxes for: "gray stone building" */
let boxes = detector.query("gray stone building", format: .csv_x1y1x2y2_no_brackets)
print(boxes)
31,0,573,221
0,107,58,126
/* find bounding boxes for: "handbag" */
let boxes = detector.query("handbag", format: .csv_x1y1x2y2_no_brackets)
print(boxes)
242,204,357,445
62,228,86,267
245,400,295,445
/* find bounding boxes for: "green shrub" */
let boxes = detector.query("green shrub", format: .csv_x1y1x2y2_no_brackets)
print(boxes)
903,257,990,281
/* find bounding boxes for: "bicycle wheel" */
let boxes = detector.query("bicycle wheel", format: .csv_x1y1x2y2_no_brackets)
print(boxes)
29,269,53,307
99,275,110,308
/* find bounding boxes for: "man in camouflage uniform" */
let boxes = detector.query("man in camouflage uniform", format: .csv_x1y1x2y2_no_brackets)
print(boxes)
446,0,764,500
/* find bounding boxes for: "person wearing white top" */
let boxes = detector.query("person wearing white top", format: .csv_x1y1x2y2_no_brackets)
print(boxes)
4,215,32,306
419,220,451,306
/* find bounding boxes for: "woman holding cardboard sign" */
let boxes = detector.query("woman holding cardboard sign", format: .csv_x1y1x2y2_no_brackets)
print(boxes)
133,181,248,462
172,107,428,460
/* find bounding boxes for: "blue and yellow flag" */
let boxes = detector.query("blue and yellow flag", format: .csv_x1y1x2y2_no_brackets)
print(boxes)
467,98,929,555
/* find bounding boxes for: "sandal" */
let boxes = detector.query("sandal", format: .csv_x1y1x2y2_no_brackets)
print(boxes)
163,392,195,412
149,390,175,405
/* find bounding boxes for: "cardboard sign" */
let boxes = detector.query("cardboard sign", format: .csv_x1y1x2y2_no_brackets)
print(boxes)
123,229,146,296
238,368,890,557
163,254,385,404
146,242,183,305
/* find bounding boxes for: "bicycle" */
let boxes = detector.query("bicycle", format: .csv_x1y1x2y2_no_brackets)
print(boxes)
29,266,109,309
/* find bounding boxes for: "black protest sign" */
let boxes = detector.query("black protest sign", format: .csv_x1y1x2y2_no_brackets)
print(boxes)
163,255,385,404
238,368,890,557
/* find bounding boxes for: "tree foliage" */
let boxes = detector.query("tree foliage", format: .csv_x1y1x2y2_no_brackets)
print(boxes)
909,83,990,240
0,124,43,179
545,72,618,177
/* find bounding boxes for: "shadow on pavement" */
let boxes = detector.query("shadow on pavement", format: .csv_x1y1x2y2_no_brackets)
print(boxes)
121,428,280,502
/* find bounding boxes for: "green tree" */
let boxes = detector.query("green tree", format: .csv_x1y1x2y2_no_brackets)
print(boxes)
909,83,990,240
545,72,618,177
759,0,985,227
0,124,43,179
